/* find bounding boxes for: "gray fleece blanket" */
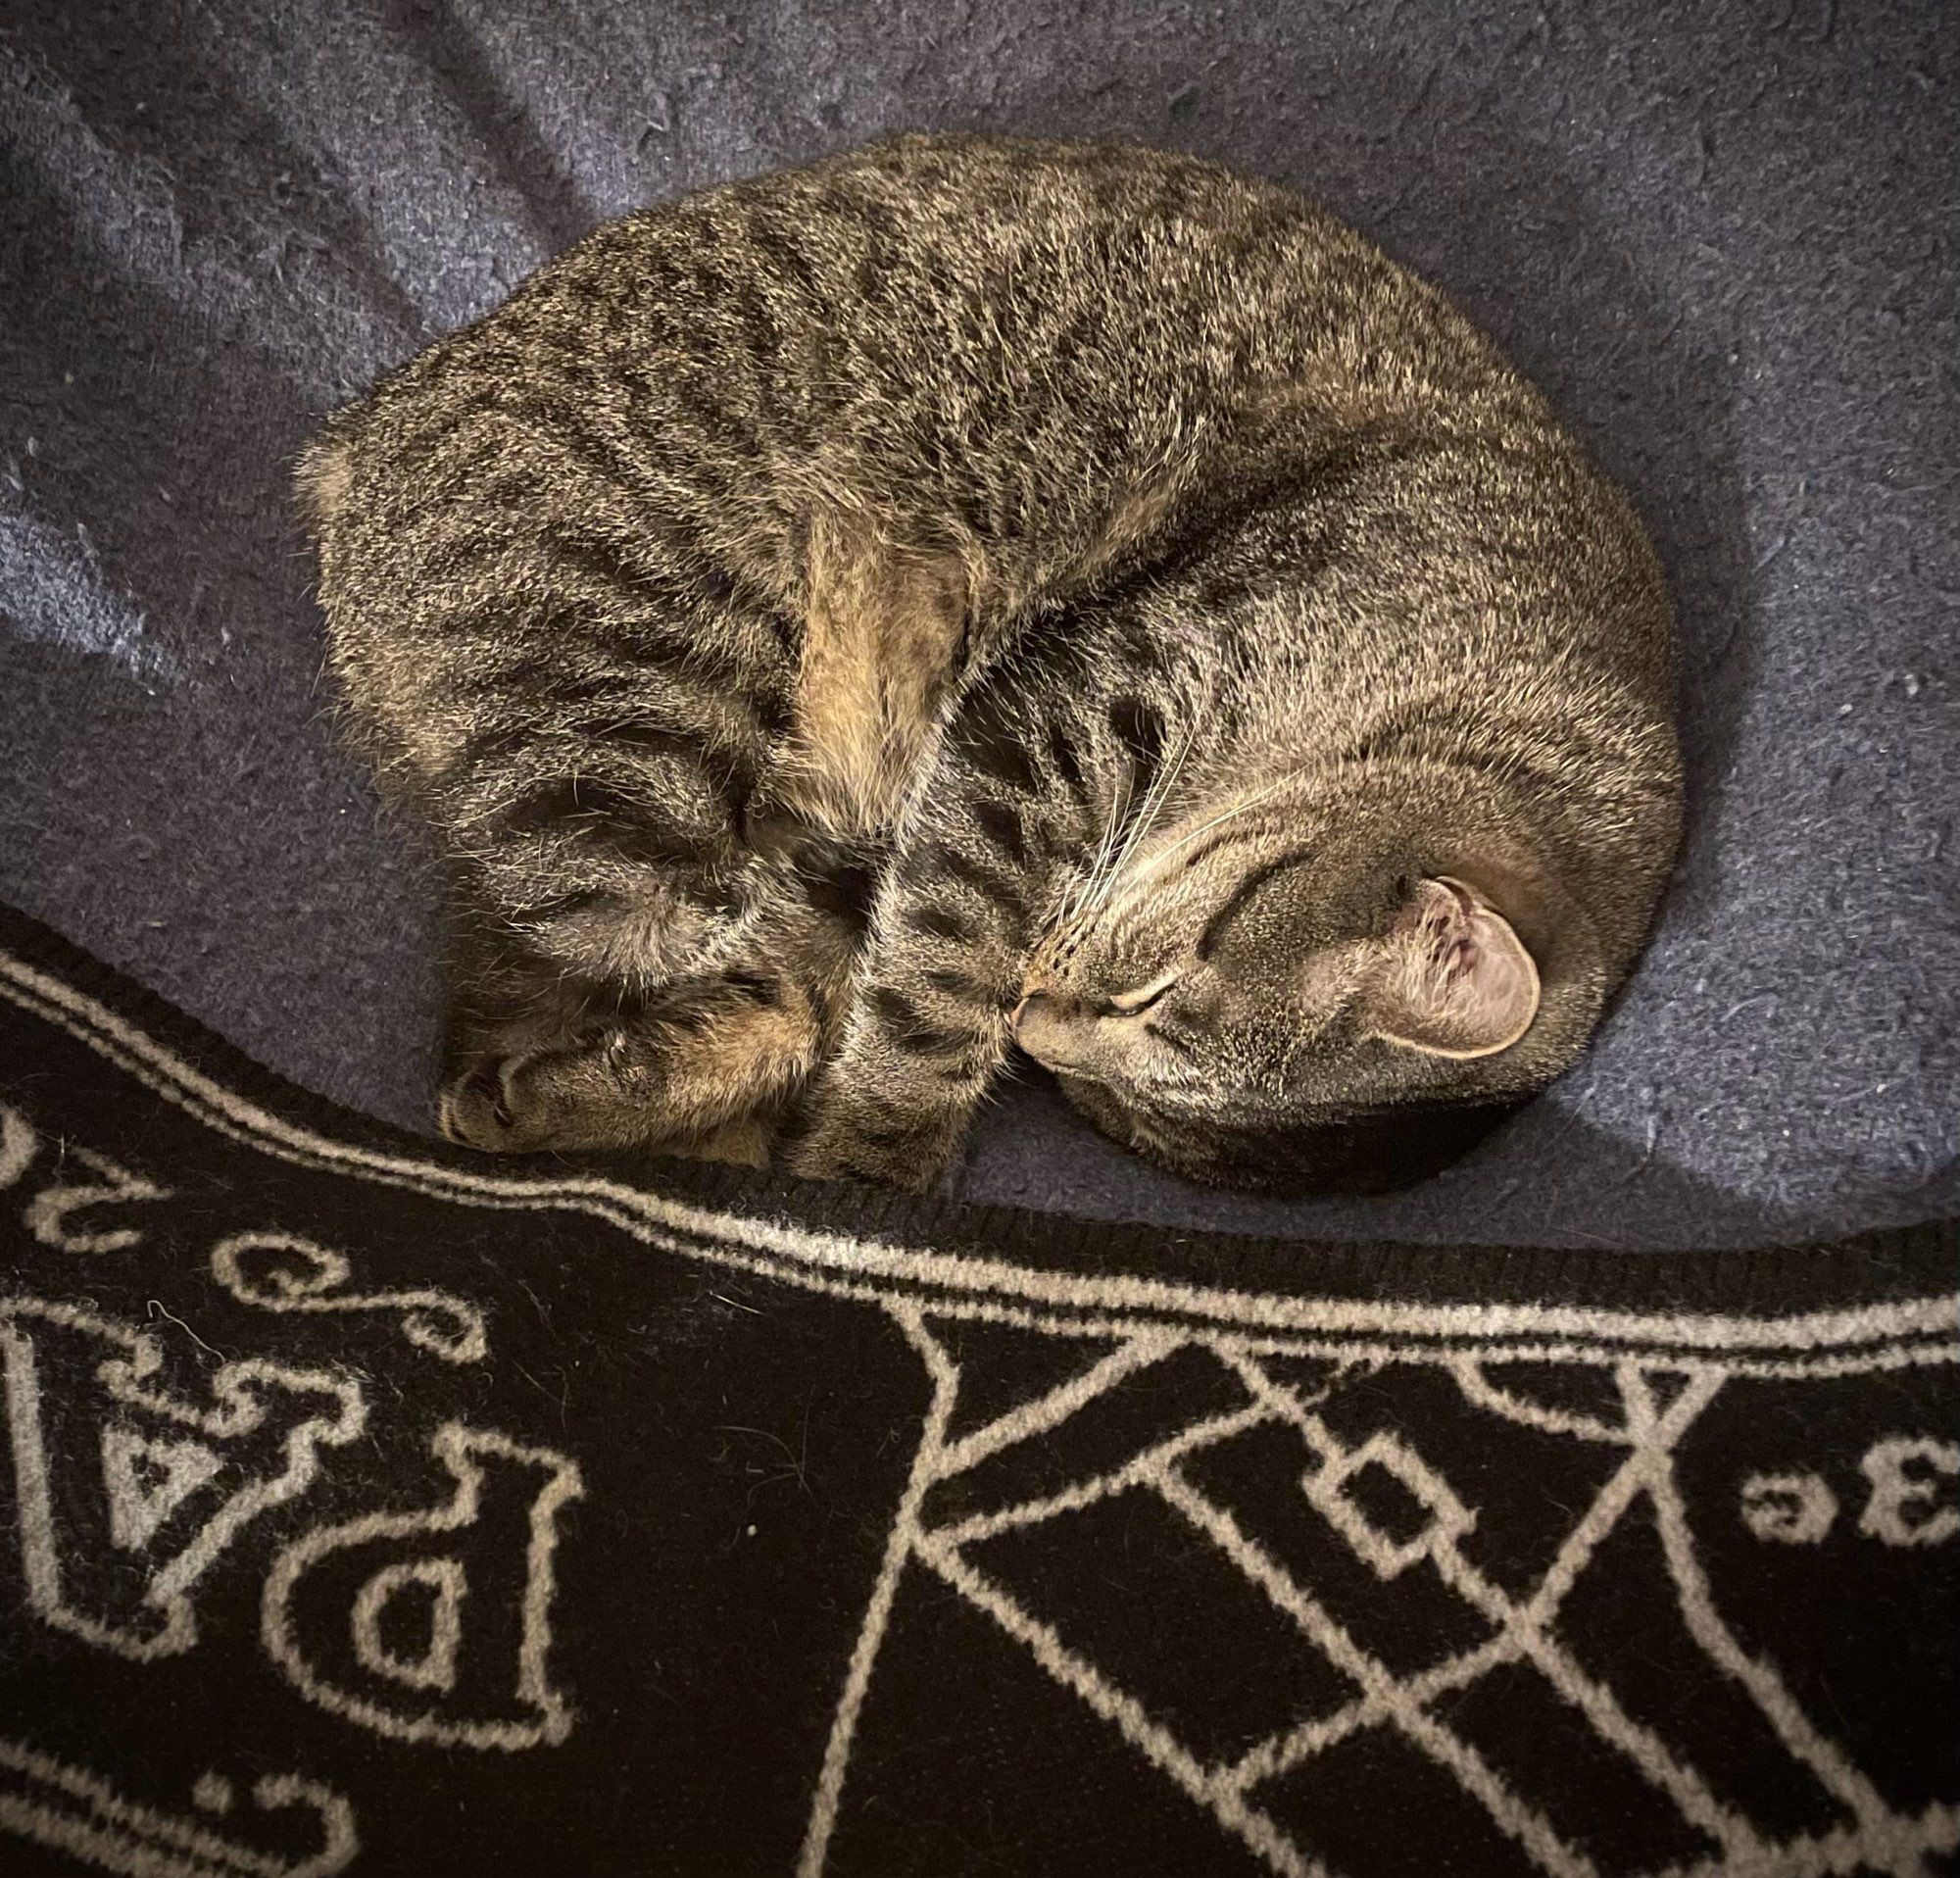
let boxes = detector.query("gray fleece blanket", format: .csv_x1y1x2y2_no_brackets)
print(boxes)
0,0,1953,1250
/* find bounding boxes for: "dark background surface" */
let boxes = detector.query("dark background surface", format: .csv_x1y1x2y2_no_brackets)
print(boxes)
0,0,1953,1249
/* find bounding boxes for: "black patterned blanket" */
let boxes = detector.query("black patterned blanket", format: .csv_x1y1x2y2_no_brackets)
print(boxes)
1,904,1954,1877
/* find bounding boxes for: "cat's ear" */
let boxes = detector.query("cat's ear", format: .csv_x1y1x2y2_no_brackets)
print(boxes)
1366,876,1540,1060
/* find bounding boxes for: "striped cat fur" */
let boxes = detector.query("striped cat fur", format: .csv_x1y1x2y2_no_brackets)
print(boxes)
300,134,1680,1192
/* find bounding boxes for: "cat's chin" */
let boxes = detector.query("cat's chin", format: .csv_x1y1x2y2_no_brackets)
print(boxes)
1048,1069,1153,1158
1053,1068,1523,1198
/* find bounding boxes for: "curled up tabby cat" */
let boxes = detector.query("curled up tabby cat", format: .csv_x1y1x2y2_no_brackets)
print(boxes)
300,134,1681,1195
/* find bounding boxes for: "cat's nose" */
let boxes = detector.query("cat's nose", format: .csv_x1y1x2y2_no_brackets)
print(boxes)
1011,989,1074,1046
1010,991,1052,1039
1011,991,1090,1071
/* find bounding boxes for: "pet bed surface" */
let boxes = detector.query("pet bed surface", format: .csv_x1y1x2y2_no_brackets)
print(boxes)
0,1,1954,1248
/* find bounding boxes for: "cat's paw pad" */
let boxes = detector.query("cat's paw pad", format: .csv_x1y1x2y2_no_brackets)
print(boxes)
436,1050,579,1154
437,1067,518,1152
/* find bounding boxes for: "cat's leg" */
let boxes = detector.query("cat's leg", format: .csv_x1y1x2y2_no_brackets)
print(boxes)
416,616,790,989
446,519,973,1160
409,508,966,1156
328,523,814,1137
416,659,792,1145
786,679,1122,1189
440,968,823,1158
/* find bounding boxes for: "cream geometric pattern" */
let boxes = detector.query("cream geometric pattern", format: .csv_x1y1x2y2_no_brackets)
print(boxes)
799,1310,1960,1878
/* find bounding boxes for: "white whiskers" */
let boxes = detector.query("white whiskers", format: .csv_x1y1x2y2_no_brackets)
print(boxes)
1091,714,1197,915
1043,712,1202,963
1131,767,1301,874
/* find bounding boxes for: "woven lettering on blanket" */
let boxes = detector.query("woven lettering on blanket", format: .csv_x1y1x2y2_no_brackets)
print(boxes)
0,904,1954,1878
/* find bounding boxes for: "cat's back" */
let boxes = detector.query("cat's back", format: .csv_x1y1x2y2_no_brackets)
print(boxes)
431,133,1417,386
332,134,1527,522
310,136,1656,772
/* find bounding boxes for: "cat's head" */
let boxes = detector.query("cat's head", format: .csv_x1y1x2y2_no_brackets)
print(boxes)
1014,768,1637,1193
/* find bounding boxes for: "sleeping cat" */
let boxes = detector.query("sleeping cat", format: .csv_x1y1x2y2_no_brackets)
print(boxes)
300,133,1681,1194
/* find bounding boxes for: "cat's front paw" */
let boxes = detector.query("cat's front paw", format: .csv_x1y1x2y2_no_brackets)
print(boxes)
786,1103,959,1191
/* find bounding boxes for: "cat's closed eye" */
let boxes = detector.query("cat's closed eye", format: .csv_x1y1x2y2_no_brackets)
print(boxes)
1103,973,1178,1017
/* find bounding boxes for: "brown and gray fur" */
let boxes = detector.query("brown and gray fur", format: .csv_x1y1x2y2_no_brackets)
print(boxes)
300,133,1681,1193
